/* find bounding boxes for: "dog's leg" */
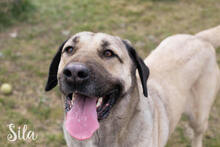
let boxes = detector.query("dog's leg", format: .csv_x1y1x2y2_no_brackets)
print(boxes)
187,53,219,147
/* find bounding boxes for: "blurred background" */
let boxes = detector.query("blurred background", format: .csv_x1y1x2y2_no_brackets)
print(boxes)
0,0,219,146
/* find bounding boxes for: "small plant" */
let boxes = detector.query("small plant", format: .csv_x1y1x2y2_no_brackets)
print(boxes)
0,0,35,30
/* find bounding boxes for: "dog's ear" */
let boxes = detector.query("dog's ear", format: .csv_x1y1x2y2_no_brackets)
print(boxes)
123,40,150,97
45,40,67,91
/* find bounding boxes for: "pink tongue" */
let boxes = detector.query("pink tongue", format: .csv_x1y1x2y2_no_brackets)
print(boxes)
65,95,99,140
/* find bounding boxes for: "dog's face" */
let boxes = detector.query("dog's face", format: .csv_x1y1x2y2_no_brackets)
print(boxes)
58,32,133,99
45,32,149,140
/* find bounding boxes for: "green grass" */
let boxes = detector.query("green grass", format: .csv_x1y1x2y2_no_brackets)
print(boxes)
0,0,35,31
0,0,220,146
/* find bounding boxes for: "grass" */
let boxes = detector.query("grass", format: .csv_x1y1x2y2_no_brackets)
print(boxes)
0,0,35,31
0,0,220,146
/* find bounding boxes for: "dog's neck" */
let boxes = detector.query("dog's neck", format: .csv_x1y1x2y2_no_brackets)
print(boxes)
92,80,146,147
92,79,170,147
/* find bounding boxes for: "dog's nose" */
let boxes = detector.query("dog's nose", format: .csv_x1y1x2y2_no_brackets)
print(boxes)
63,63,89,83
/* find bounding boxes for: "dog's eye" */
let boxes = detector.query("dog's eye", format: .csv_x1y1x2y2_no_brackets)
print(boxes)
103,50,114,57
65,46,74,54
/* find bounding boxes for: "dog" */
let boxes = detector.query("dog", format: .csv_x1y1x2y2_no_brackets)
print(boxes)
45,26,220,147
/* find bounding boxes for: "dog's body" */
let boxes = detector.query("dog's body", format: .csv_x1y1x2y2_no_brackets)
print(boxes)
46,26,220,147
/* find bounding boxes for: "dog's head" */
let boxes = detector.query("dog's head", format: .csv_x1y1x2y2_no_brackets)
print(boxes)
45,32,149,140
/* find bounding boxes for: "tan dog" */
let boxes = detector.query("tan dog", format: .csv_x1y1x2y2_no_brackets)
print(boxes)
45,26,220,147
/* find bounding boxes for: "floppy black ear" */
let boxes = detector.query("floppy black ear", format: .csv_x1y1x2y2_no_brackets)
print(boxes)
123,40,150,97
45,40,67,91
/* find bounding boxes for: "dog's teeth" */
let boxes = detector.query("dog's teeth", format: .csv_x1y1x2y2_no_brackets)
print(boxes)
71,99,74,105
70,95,75,105
96,97,103,107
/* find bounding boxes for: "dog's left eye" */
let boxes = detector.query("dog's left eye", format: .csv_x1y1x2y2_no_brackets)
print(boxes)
103,50,114,57
64,46,74,54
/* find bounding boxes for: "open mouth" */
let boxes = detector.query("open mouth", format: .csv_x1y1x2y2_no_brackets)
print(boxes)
65,92,117,120
64,90,119,141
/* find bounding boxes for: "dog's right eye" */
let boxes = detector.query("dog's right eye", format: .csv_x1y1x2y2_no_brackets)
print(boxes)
64,46,74,54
